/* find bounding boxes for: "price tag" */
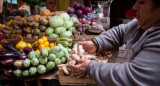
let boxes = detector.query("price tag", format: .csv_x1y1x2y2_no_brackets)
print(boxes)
0,0,3,13
87,13,99,20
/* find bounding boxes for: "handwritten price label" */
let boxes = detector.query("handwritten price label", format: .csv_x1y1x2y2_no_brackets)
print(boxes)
87,13,99,20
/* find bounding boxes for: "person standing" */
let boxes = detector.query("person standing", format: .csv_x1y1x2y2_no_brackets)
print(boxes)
69,0,160,86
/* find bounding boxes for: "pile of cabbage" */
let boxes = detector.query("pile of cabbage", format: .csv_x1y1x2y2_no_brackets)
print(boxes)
13,44,71,77
45,13,78,38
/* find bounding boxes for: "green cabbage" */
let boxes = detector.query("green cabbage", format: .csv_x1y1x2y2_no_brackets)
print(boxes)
60,13,70,20
68,27,76,32
49,16,64,28
37,65,46,74
45,27,54,36
49,33,59,38
60,31,72,38
70,17,78,23
46,61,55,71
55,27,66,34
63,20,73,29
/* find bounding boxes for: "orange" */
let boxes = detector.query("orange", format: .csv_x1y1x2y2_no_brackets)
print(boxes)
38,39,44,44
42,36,48,42
44,41,49,47
39,44,45,49
49,43,54,48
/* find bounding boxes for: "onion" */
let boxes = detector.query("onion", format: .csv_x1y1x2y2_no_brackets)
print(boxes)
67,7,75,14
69,14,78,18
76,9,83,16
73,2,81,9
83,7,92,14
80,4,85,10
86,20,91,25
81,18,86,24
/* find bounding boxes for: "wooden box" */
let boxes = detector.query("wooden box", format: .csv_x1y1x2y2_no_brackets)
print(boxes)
58,65,96,85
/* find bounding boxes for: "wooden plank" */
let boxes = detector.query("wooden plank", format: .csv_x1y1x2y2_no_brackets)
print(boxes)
58,67,96,85
59,76,96,85
37,79,42,86
24,81,30,86
38,70,58,79
75,35,98,40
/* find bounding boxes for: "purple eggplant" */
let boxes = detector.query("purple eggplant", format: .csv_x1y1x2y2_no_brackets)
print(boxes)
4,69,13,76
20,55,28,60
23,47,33,55
0,68,13,76
1,58,15,66
1,43,21,55
0,52,20,59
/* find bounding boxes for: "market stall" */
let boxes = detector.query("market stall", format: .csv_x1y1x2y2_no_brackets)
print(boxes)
0,0,114,86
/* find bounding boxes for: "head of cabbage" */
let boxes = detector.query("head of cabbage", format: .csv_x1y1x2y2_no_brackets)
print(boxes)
49,16,64,28
63,20,73,29
60,13,70,21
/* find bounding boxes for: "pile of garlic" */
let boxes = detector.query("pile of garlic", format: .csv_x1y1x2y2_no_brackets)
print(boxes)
59,43,112,75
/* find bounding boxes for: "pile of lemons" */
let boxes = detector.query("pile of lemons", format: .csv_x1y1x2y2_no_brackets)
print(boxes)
34,36,55,53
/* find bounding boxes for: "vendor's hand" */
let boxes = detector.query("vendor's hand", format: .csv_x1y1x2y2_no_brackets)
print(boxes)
69,59,91,78
78,41,97,54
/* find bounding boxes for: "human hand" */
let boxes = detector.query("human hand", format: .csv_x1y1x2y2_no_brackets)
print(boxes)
69,59,91,78
78,41,97,54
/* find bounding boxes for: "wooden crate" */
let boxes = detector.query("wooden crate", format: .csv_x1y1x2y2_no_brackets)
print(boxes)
58,65,96,85
74,34,99,40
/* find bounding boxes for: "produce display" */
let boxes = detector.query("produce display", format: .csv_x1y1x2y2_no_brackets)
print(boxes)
46,13,77,38
0,37,72,78
59,43,112,76
0,2,108,82
67,2,92,19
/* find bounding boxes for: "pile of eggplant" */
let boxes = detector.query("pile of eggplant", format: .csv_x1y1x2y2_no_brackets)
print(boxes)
0,43,32,77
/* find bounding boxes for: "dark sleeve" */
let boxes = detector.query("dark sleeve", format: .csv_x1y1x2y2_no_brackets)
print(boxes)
87,32,160,86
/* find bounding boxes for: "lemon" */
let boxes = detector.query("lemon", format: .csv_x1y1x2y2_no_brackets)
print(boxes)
34,41,39,47
42,36,48,42
44,41,49,47
38,39,44,44
46,47,50,50
27,43,32,48
39,44,45,49
49,43,54,48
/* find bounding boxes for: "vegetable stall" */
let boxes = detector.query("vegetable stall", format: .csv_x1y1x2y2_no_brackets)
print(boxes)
0,1,111,86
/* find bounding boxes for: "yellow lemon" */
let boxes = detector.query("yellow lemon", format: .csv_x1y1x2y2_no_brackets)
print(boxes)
49,43,54,48
38,39,44,44
34,41,39,47
35,49,40,53
42,36,48,42
46,47,50,50
44,41,49,47
39,44,45,49
27,43,32,48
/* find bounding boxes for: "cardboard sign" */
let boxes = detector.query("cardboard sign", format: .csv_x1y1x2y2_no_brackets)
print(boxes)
87,13,99,20
0,0,3,13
